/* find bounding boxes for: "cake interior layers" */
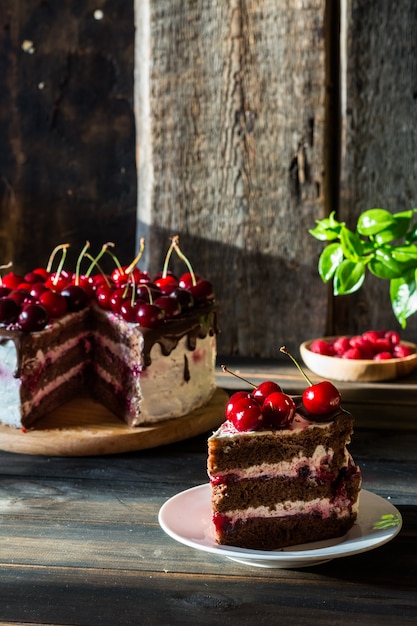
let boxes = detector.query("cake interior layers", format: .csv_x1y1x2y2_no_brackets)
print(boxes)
0,304,217,429
207,411,362,550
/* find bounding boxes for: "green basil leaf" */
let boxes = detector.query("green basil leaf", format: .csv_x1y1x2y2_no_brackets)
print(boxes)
390,270,417,328
340,227,364,261
374,210,414,244
318,243,344,282
309,211,344,241
390,244,417,263
357,209,395,236
333,260,365,295
368,249,404,279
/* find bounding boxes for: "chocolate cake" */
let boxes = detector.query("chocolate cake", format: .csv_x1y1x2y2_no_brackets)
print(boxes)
207,396,361,551
0,239,218,430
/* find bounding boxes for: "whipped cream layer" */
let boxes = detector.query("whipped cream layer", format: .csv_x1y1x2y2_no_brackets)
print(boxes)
220,494,359,523
0,339,23,427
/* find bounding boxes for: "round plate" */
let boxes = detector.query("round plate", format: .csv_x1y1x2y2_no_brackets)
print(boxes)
158,485,402,568
300,338,417,382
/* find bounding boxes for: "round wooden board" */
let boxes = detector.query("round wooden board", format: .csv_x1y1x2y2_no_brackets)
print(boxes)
0,388,228,457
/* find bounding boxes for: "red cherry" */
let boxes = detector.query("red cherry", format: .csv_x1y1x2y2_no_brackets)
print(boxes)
170,288,195,310
361,330,380,344
252,381,282,405
136,283,162,303
95,285,115,310
225,391,251,420
302,381,341,415
45,272,71,291
309,339,335,356
111,266,143,286
119,300,144,322
333,336,351,355
136,302,165,328
187,279,215,303
18,303,49,332
178,272,201,289
385,330,400,346
31,267,50,281
373,352,392,361
228,396,263,432
393,344,414,358
341,347,362,360
2,272,25,290
60,285,89,311
109,287,134,313
39,290,68,318
0,286,11,298
76,275,95,296
261,391,296,428
29,282,49,299
8,289,31,306
24,271,46,284
153,295,182,318
154,274,179,294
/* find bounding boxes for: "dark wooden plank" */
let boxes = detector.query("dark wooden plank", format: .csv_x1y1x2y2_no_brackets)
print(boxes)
136,0,330,357
1,534,416,626
337,0,417,344
0,0,137,272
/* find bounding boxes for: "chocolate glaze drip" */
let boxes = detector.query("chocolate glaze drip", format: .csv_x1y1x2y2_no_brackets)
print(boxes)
140,305,219,367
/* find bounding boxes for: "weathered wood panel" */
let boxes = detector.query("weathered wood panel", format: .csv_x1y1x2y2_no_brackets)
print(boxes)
338,0,417,342
135,0,330,357
0,1,137,272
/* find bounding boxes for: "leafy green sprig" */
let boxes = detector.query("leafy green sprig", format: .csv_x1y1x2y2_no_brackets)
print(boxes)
309,208,417,328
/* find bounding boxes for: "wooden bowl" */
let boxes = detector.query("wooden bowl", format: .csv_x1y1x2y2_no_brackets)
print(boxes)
299,338,417,382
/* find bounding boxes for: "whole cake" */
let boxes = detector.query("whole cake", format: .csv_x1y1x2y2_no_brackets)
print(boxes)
207,361,361,551
0,238,218,430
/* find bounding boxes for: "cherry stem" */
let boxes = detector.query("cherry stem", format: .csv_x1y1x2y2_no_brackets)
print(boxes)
280,345,313,386
50,244,70,286
141,282,154,305
105,243,123,272
0,261,13,285
84,253,111,288
220,364,256,389
125,237,145,275
161,236,177,279
85,242,113,278
75,241,90,285
172,236,197,286
125,237,145,274
46,243,70,274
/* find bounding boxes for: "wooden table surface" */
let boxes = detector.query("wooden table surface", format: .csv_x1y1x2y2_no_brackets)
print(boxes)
1,362,416,625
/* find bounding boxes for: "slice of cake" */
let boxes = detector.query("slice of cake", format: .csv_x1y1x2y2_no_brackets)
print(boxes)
0,239,218,430
207,372,361,551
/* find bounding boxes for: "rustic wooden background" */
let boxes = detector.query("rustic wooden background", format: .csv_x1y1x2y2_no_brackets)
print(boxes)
1,1,417,357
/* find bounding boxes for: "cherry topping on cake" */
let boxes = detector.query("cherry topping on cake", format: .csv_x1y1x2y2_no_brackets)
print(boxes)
18,303,49,332
280,346,341,416
252,380,282,404
60,285,89,312
136,302,165,328
261,391,296,428
221,365,295,431
39,290,68,318
228,396,263,431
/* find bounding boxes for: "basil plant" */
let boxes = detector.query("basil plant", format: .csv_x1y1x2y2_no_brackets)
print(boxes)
309,208,417,328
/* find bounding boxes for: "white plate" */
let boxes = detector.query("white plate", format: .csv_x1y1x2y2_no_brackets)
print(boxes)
158,485,402,568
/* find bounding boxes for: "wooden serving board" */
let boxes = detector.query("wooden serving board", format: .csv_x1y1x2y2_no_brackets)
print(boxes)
0,388,228,457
